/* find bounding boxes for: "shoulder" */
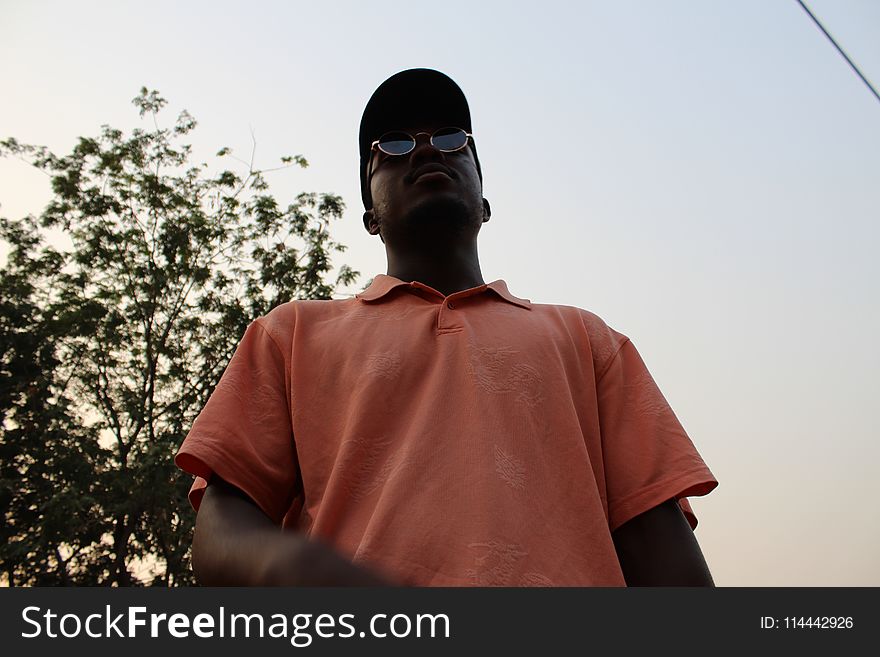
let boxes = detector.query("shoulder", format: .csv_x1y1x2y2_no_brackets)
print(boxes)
528,302,630,375
527,301,627,342
253,297,358,347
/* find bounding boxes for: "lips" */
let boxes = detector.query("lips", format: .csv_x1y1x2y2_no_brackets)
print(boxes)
409,163,454,183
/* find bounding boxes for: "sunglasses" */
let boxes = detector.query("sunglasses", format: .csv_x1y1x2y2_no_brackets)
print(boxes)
366,127,473,185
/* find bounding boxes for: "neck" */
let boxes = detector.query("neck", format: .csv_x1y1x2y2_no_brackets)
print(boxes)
386,242,484,297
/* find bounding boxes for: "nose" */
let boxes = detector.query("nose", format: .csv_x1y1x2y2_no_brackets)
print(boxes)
408,132,447,167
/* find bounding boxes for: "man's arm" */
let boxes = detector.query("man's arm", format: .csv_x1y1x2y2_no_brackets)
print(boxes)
611,498,715,586
192,476,395,586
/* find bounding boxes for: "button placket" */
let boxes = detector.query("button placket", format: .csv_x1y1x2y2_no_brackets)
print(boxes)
437,295,465,331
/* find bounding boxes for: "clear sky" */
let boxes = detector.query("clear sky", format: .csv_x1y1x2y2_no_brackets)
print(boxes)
2,0,878,586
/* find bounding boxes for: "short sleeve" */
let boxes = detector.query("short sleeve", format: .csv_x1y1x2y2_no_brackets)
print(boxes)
174,319,297,524
597,339,717,532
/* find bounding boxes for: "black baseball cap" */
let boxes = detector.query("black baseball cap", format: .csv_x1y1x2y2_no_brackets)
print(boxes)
359,68,483,210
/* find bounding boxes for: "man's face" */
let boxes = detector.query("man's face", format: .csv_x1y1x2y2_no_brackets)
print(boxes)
365,121,486,245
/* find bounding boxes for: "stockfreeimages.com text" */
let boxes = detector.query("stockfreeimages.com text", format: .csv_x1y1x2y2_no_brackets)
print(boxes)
21,605,450,646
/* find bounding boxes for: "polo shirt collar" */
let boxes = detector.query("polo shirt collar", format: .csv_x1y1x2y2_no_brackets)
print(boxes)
356,274,531,310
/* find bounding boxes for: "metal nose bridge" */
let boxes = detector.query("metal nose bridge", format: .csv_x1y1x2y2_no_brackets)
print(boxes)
410,132,436,149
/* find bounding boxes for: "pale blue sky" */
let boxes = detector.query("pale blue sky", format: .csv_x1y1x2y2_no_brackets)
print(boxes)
2,0,878,585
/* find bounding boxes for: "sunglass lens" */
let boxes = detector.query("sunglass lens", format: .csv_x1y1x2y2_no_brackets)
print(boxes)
377,132,415,155
432,128,468,152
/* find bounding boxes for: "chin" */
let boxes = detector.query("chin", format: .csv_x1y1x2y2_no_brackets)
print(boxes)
403,194,475,233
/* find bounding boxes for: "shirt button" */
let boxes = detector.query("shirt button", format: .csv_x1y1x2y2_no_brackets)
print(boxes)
447,301,455,309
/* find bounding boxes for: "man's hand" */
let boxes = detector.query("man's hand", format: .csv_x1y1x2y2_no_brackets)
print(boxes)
611,498,715,586
192,476,397,586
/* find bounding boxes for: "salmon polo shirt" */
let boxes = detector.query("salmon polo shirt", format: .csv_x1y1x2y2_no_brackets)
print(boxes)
175,274,718,586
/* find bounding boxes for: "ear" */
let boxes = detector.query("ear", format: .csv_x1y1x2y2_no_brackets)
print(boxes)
363,210,381,235
482,198,491,223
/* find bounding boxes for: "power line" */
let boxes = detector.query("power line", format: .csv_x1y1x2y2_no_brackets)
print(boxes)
794,0,880,105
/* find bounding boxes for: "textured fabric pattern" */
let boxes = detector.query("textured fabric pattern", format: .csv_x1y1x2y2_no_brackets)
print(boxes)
175,275,717,586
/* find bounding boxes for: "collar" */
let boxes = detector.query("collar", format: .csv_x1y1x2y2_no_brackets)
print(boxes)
356,274,531,310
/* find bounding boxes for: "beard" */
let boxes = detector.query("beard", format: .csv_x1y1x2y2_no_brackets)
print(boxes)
389,193,478,248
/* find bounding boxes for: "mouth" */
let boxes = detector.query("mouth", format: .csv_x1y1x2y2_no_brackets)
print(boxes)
408,163,454,183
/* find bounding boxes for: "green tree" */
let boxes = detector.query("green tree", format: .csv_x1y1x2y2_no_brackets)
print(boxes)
0,88,357,585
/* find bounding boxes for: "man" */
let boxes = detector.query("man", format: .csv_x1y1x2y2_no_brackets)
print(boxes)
176,69,718,586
